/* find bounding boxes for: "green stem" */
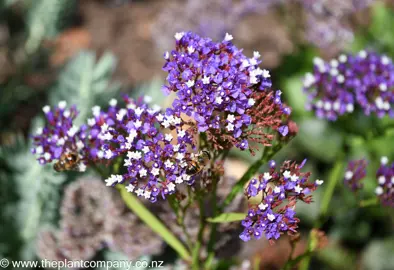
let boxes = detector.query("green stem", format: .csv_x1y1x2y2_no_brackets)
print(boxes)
220,143,283,211
193,195,206,270
117,185,191,262
299,157,345,270
360,197,379,207
205,150,230,269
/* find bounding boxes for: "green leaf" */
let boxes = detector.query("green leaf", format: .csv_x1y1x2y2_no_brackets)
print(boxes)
117,185,191,261
206,212,246,223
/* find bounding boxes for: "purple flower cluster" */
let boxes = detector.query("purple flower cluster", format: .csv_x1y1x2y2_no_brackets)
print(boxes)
101,96,198,202
162,31,291,151
344,159,368,191
31,101,87,170
303,51,394,120
240,159,323,242
375,156,394,207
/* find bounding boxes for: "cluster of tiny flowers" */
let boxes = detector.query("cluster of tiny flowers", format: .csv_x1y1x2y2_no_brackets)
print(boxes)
344,158,368,191
102,96,197,202
240,159,323,242
31,101,87,169
162,31,291,151
375,156,394,207
303,51,394,120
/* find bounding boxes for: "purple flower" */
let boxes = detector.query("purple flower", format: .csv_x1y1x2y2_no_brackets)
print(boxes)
344,158,368,191
240,159,323,242
31,101,87,169
303,51,394,120
163,31,291,152
375,156,394,207
101,96,198,202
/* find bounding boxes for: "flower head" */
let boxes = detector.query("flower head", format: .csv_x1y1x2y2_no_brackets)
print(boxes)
102,96,198,202
375,156,394,207
303,52,394,120
344,159,368,191
163,31,291,152
240,159,322,242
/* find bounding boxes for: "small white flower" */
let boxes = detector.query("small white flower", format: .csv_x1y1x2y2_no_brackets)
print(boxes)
330,59,339,68
97,150,104,159
226,123,234,131
186,80,195,88
126,184,135,193
330,68,339,76
92,106,101,117
227,114,235,123
78,163,87,172
76,140,84,150
165,134,173,142
151,167,160,176
375,186,384,195
175,176,183,184
294,185,303,193
142,146,150,153
263,172,272,181
164,51,169,59
381,55,390,65
391,176,394,184
103,132,113,141
262,69,270,78
135,107,144,117
290,174,299,182
378,176,386,184
104,150,113,159
127,103,136,110
345,171,354,180
258,203,268,210
283,170,291,178
273,186,281,193
35,146,44,154
143,95,152,104
176,153,185,160
58,101,67,109
346,103,354,112
187,46,195,53
101,123,109,132
249,58,257,66
139,168,147,177
87,118,96,126
57,138,65,146
303,73,316,88
224,33,233,41
167,182,176,192
315,179,324,185
105,176,116,186
136,188,145,197
333,100,341,111
36,127,43,135
324,101,332,111
379,83,387,92
63,110,71,118
253,51,261,58
337,74,345,83
215,96,223,104
67,126,78,137
248,98,255,107
109,98,117,107
164,160,174,168
174,32,185,41
381,156,389,165
173,144,180,152
267,214,275,221
156,114,164,122
44,152,51,160
338,54,347,63
144,190,152,199
359,50,367,58
202,75,210,84
134,119,142,129
178,130,186,138
42,105,50,114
